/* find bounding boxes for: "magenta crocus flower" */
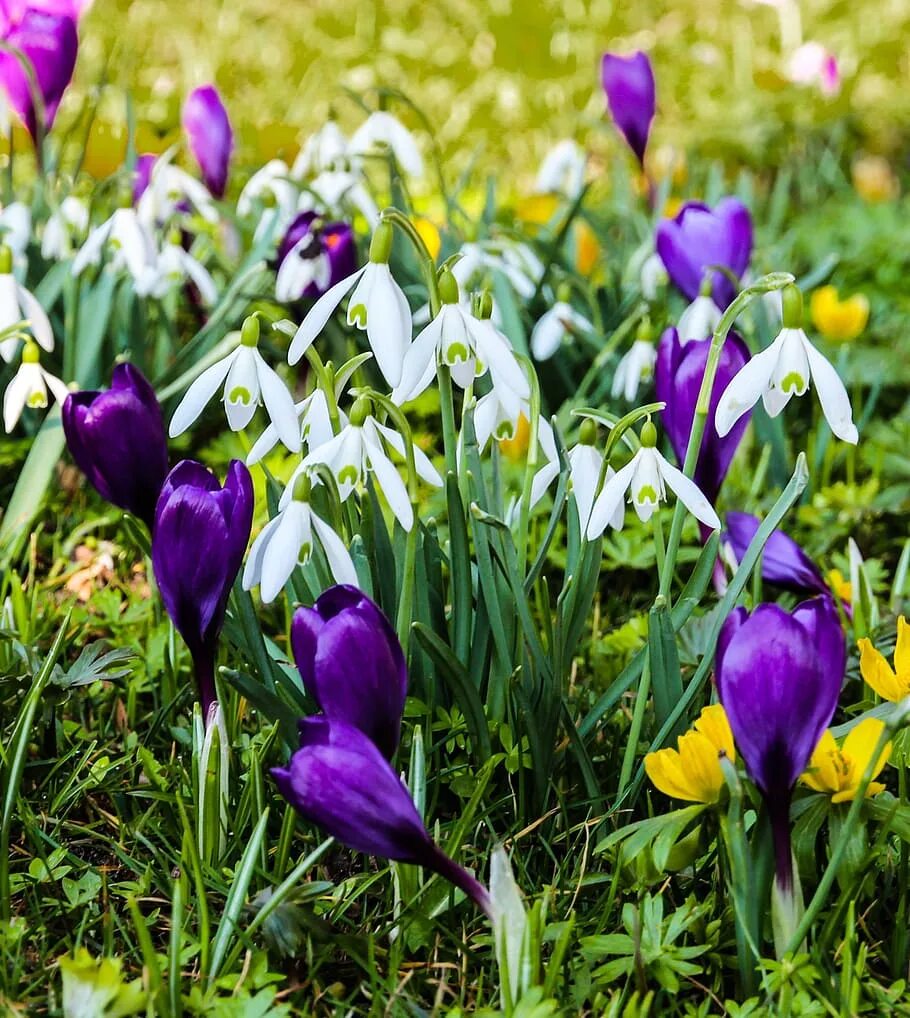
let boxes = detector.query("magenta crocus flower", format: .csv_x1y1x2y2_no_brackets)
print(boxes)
0,6,77,137
656,199,753,310
654,326,751,505
716,596,844,893
291,585,406,759
182,84,233,199
600,50,655,166
276,211,357,302
724,512,828,595
62,363,169,530
152,459,253,715
132,153,156,205
273,717,492,917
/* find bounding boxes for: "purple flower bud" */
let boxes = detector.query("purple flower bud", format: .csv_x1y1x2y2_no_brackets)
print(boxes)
133,153,156,205
656,199,753,310
152,459,253,713
724,512,828,595
716,596,844,888
62,363,169,530
0,8,78,137
182,84,233,199
600,51,655,166
276,211,357,302
291,585,407,759
273,717,492,917
655,326,751,505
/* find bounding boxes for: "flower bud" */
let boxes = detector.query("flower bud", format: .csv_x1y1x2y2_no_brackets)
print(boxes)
369,221,394,264
21,339,40,364
0,245,12,275
350,395,373,427
240,314,260,347
579,418,598,446
781,284,803,329
476,290,494,321
640,419,658,448
292,471,312,503
438,269,459,305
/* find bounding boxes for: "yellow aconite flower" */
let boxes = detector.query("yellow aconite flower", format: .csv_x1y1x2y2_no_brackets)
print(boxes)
852,155,899,203
827,568,852,602
414,217,441,262
499,413,530,461
574,219,599,275
859,617,910,701
810,286,869,343
515,194,560,226
644,704,735,804
801,719,891,803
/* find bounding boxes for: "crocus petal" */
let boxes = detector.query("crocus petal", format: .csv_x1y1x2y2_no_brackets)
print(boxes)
287,267,364,364
600,51,655,165
182,84,233,198
168,353,235,437
724,512,827,594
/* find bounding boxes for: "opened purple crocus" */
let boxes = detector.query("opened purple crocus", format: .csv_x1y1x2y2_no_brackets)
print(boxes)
0,6,77,138
724,512,828,595
152,459,253,715
655,326,751,507
716,596,844,903
273,717,492,917
62,363,169,531
656,199,753,310
600,50,655,166
276,211,356,303
291,585,406,760
182,84,233,199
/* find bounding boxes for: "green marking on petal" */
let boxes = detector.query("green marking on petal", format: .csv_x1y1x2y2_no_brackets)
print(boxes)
636,484,659,504
495,421,515,440
337,464,358,486
228,385,252,405
781,371,807,394
297,541,312,564
348,304,367,327
27,392,47,409
445,341,470,365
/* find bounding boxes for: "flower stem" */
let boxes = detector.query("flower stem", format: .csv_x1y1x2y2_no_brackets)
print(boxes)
194,646,217,722
618,653,651,797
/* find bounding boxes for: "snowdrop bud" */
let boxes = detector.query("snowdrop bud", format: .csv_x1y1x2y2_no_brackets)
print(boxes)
438,268,459,305
21,339,40,365
0,244,10,274
579,418,598,446
369,222,393,264
637,316,653,343
640,419,657,448
350,395,372,426
781,284,803,329
476,290,494,320
556,281,572,303
240,314,260,347
292,471,312,502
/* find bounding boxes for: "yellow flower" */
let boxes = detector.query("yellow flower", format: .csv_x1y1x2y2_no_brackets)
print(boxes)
801,719,891,803
515,194,560,227
644,704,735,804
852,155,899,203
413,217,441,262
810,286,869,343
827,568,852,602
498,413,530,461
574,219,600,276
648,145,688,188
859,617,910,701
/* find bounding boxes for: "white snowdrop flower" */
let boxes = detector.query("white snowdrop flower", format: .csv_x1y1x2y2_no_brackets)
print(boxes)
349,111,424,178
640,251,668,301
292,121,349,179
534,139,586,198
0,245,54,363
299,168,379,227
490,846,529,1007
243,470,357,601
276,238,332,304
287,395,442,532
135,236,218,306
237,160,299,244
169,316,300,450
72,207,156,284
288,222,411,388
587,421,721,539
452,240,542,301
137,161,218,228
611,339,657,401
3,341,69,432
471,384,553,457
530,299,592,361
716,284,858,444
0,201,31,258
677,293,722,343
247,387,344,465
41,196,89,260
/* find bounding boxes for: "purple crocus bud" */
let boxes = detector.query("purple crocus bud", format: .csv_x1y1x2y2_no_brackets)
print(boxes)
182,84,233,199
273,717,492,917
655,326,751,506
656,199,753,310
716,596,844,892
724,512,828,595
152,459,253,714
600,51,655,166
133,153,156,205
0,8,78,137
291,585,406,759
62,363,169,530
276,211,357,303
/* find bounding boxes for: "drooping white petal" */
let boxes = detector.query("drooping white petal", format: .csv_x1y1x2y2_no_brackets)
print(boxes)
568,444,603,528
318,426,364,501
392,306,442,404
42,369,70,407
801,333,858,444
529,459,560,509
224,347,261,431
16,285,54,352
253,349,301,452
363,264,410,387
287,267,364,364
0,202,31,254
629,447,664,522
312,513,359,586
3,362,37,431
178,250,218,306
655,450,722,531
474,320,530,400
530,307,565,361
371,420,443,487
71,219,112,275
534,139,586,198
260,502,310,603
714,334,784,437
769,329,810,398
586,455,640,539
169,352,236,437
0,274,22,362
364,434,413,530
677,295,722,343
111,209,154,281
242,513,283,591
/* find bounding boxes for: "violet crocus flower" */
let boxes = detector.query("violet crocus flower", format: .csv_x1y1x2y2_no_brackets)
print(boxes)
656,199,753,310
273,717,492,917
276,211,357,303
716,596,844,898
182,84,233,199
724,512,828,595
291,585,406,759
132,153,156,205
0,7,77,138
152,459,253,715
655,326,751,505
62,363,169,530
600,51,655,166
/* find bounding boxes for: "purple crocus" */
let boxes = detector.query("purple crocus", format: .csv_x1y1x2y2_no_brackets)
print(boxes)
182,84,233,199
132,153,156,205
273,716,492,917
152,459,253,715
656,199,753,310
275,211,357,303
62,363,169,530
716,596,845,894
655,326,751,507
600,50,655,166
0,6,77,138
291,585,406,760
724,512,828,595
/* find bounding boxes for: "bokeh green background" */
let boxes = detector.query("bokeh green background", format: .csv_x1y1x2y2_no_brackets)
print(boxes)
70,0,910,184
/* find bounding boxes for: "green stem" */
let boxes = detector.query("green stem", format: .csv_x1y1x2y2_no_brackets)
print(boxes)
516,357,542,576
618,652,651,795
437,363,459,479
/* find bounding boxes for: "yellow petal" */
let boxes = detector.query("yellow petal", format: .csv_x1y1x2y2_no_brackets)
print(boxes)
832,781,886,804
693,704,736,762
645,748,701,801
859,638,903,701
498,413,530,461
413,218,441,262
801,730,842,794
515,194,559,226
675,731,725,803
573,220,599,276
842,717,892,784
894,616,910,679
